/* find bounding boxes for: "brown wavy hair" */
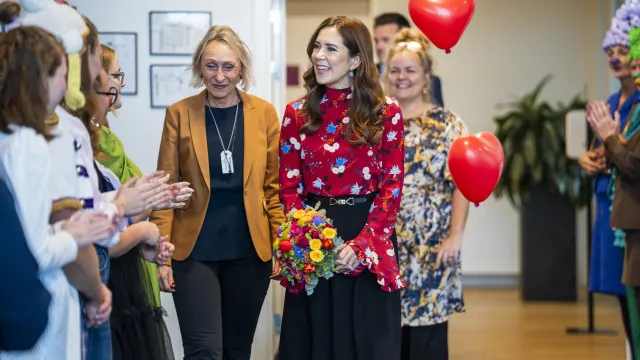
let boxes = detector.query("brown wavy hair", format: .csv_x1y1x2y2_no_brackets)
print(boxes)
0,25,65,140
64,15,101,155
301,16,385,146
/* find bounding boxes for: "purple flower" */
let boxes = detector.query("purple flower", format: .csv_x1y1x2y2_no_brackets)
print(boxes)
297,236,309,248
290,223,302,236
313,216,326,226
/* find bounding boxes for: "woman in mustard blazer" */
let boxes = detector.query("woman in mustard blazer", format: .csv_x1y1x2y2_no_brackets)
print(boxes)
149,25,284,360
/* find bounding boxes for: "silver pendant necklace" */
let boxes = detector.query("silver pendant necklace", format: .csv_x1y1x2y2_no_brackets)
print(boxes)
206,95,238,175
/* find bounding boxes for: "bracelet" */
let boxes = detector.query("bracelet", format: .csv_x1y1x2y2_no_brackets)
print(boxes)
157,263,172,268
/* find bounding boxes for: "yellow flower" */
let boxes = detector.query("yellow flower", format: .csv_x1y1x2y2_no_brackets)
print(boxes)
310,250,324,262
292,210,306,219
309,239,322,251
274,239,280,247
301,216,313,223
322,228,337,239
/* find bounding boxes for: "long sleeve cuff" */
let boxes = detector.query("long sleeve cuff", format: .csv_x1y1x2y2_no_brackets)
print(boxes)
39,229,79,270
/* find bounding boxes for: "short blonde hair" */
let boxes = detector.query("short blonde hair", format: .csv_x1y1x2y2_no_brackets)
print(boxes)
190,25,254,91
384,28,435,103
100,44,116,72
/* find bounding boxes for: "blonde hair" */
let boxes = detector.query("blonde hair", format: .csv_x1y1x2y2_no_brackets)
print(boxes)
99,44,118,114
384,28,435,103
190,25,254,91
100,44,116,72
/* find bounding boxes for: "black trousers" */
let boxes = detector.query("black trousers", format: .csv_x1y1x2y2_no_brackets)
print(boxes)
278,194,401,360
401,323,449,360
172,257,272,360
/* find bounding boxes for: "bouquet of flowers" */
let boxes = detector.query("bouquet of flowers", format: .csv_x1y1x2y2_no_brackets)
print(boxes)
273,204,344,295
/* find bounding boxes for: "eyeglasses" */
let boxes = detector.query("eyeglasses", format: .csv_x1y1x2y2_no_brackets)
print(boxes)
96,86,119,106
110,71,125,85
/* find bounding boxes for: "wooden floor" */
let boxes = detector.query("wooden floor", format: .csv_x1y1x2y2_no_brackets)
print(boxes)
449,288,627,360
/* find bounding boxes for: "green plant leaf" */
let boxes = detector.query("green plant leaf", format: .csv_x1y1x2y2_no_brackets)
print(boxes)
522,131,537,168
492,74,588,209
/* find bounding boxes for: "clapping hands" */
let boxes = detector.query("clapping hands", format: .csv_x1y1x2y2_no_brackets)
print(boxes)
114,171,176,216
63,210,118,247
150,175,194,210
586,101,621,141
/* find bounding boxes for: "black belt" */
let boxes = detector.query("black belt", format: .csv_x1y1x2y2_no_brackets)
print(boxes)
305,192,377,207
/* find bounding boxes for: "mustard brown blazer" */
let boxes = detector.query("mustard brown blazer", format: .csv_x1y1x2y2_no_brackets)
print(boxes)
149,89,285,264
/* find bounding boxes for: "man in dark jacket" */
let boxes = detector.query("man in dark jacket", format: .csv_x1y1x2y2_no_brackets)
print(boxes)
373,12,444,107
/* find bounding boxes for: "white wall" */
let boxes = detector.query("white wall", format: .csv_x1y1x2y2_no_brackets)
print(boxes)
347,0,611,283
71,0,280,359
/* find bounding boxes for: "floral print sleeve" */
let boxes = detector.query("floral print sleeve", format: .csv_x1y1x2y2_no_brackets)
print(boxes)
443,112,469,183
278,101,306,215
349,100,406,292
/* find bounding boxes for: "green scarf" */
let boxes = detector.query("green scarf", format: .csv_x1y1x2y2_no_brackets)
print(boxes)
96,127,162,307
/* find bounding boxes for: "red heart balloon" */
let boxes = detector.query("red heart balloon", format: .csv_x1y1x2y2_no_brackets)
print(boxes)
447,131,504,206
408,0,475,54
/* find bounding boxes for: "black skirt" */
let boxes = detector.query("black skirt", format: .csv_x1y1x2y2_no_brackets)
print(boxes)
108,250,174,360
277,194,401,360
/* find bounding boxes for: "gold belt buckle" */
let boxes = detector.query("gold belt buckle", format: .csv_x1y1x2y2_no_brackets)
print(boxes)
329,197,355,206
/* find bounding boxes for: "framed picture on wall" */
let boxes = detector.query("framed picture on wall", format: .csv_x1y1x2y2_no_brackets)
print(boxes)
99,32,138,95
149,64,200,108
149,11,212,56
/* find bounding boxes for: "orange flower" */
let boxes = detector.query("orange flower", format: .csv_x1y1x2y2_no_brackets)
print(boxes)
322,239,334,249
303,263,316,274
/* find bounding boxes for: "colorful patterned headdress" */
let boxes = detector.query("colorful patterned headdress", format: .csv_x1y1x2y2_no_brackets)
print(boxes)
602,0,640,52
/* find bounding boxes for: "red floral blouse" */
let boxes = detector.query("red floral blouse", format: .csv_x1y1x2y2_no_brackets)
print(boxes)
278,87,406,292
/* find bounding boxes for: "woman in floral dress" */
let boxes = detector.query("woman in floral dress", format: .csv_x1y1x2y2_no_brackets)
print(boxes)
384,28,469,360
277,16,405,360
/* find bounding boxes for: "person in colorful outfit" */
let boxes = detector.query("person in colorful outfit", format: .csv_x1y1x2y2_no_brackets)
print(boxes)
588,4,640,356
383,28,469,360
93,49,187,359
277,16,405,360
581,2,640,355
50,15,177,360
21,7,177,358
0,25,117,360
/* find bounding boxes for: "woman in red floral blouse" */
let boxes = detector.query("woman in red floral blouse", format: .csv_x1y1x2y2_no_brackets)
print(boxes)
276,16,405,360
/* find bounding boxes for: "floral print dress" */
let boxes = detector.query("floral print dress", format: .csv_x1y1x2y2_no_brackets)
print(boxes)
397,106,468,326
